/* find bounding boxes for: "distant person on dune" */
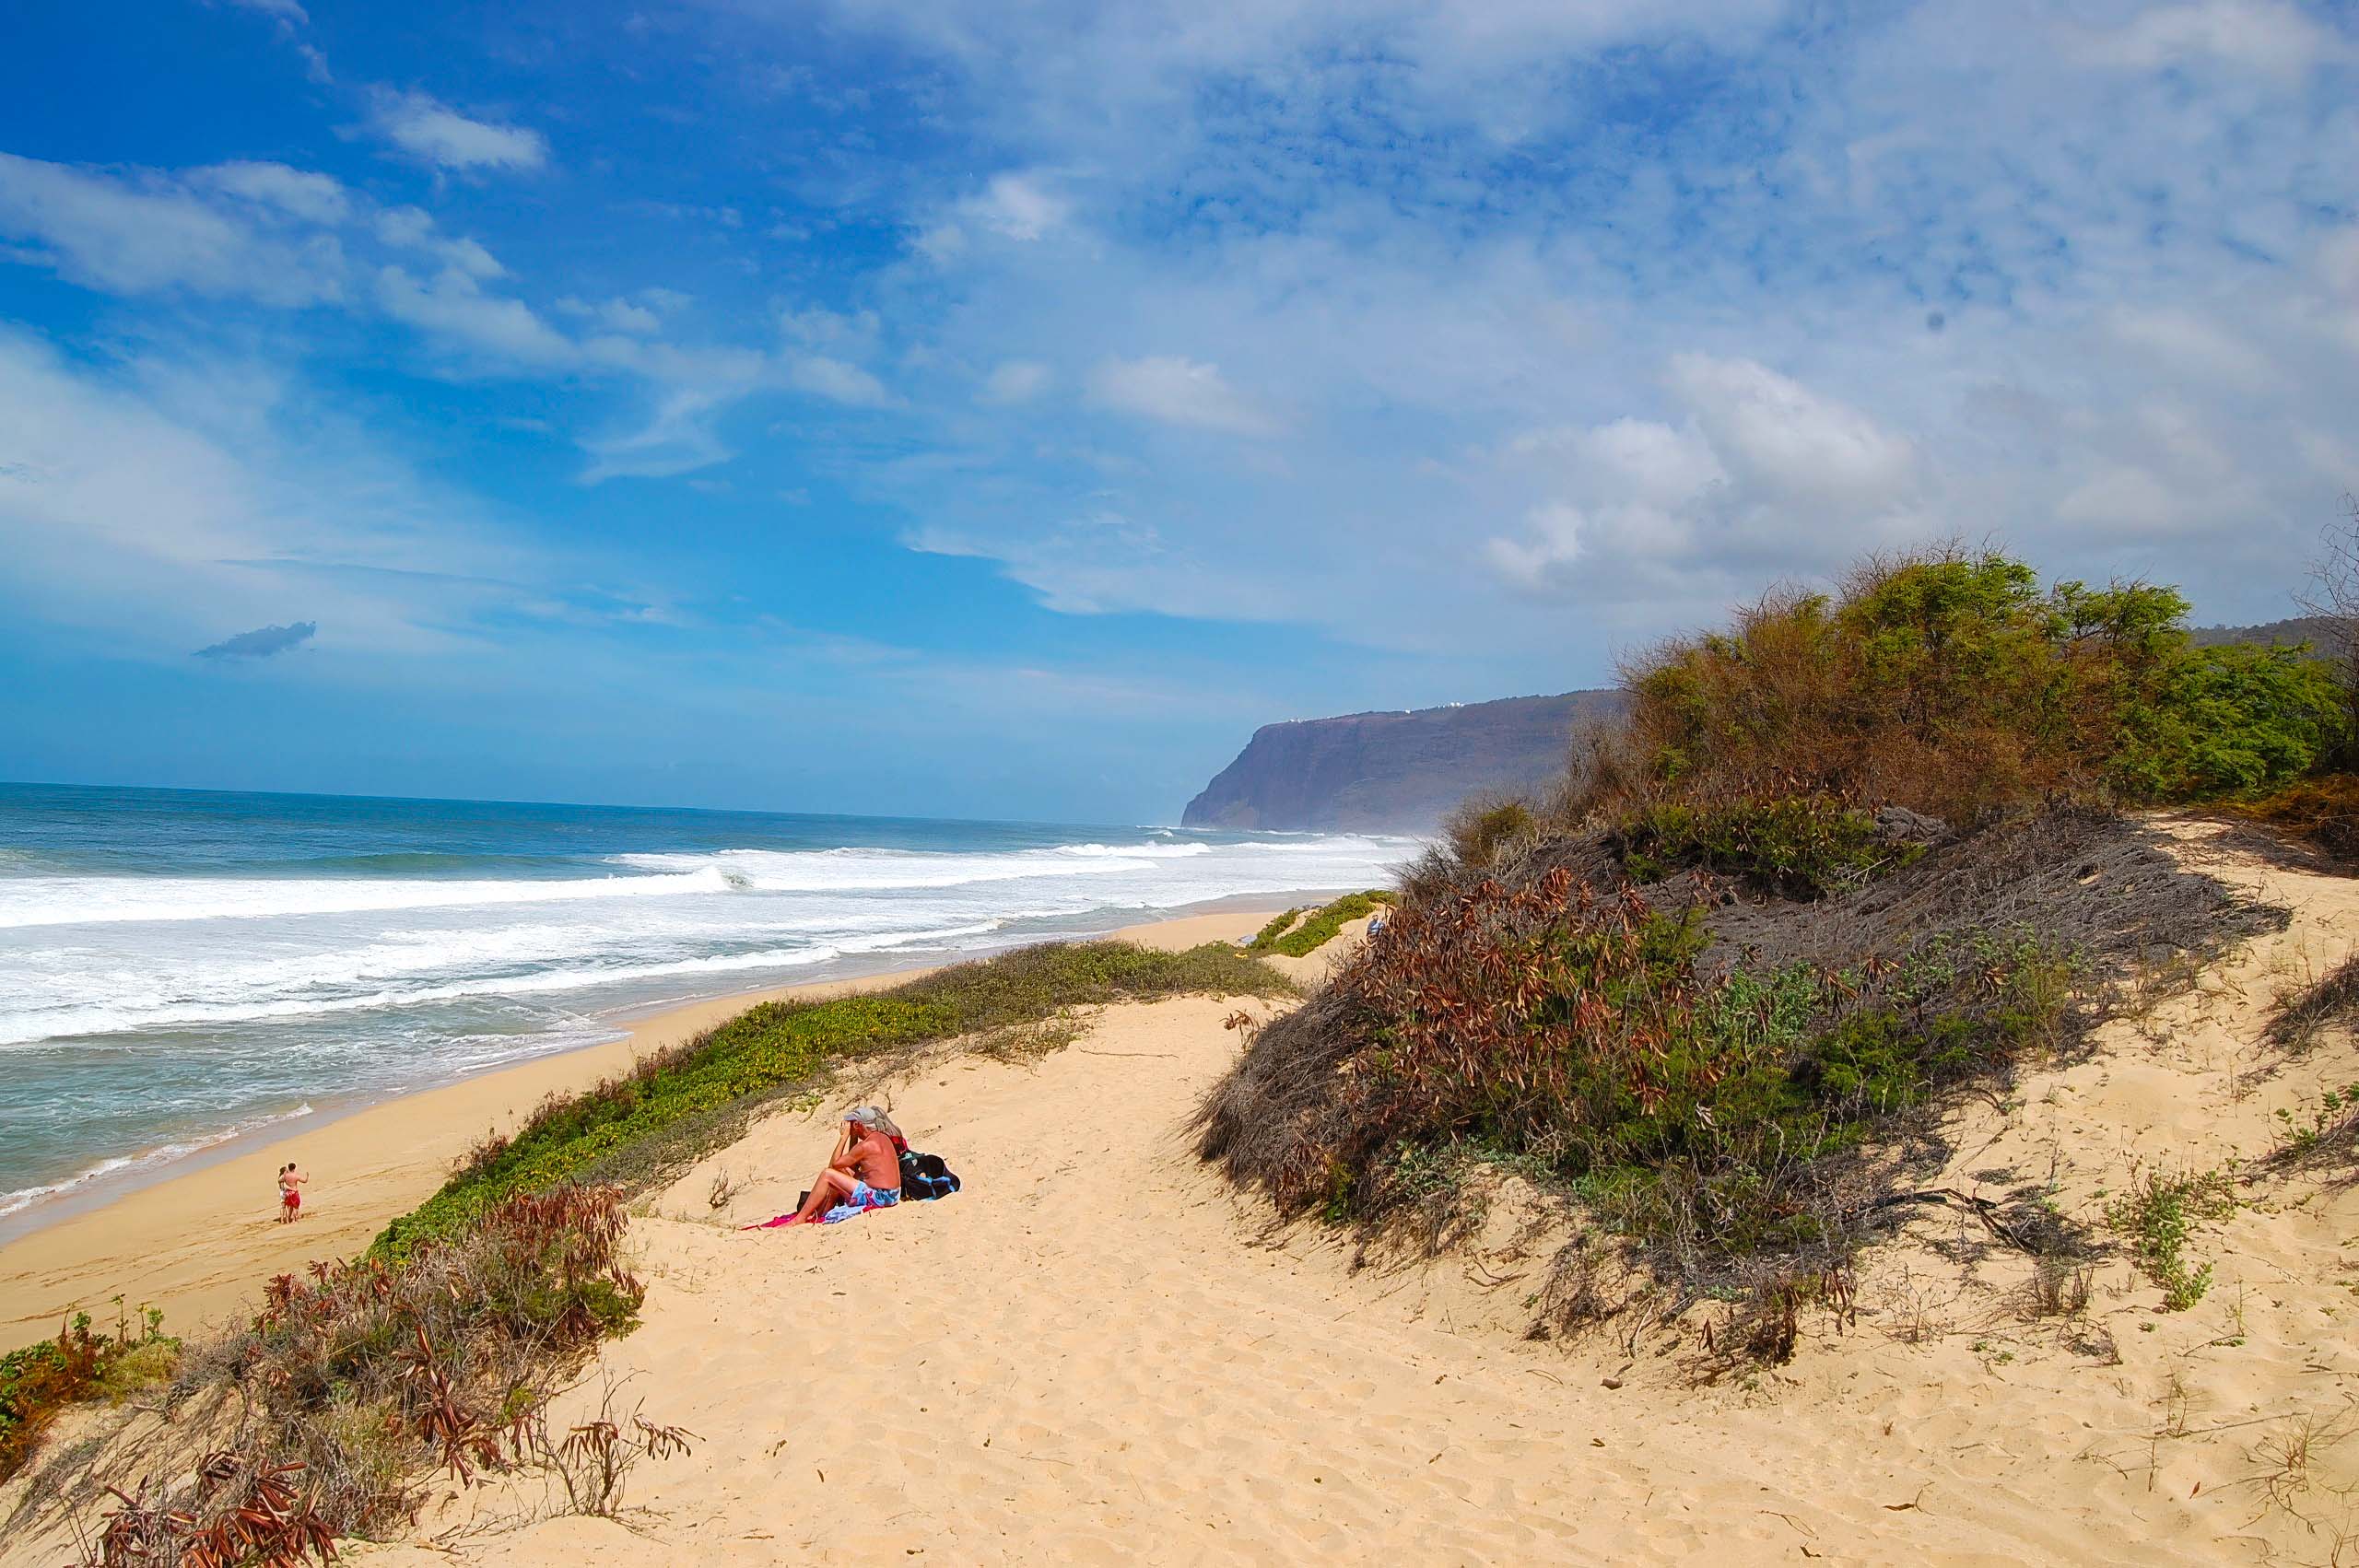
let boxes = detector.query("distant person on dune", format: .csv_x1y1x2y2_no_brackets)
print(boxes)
276,1162,307,1223
778,1106,904,1226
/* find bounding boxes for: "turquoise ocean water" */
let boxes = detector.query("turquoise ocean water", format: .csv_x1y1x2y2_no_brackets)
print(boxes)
0,782,1412,1229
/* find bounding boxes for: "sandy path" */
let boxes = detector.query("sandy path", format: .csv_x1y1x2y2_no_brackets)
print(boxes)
339,995,2271,1564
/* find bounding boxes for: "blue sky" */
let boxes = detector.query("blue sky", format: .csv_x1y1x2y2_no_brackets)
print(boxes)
1,0,2354,822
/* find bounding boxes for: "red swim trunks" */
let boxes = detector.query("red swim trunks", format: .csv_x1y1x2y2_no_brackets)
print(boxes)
281,1190,299,1211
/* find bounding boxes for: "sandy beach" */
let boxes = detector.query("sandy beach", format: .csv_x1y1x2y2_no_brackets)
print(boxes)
0,907,1286,1347
294,818,2346,1566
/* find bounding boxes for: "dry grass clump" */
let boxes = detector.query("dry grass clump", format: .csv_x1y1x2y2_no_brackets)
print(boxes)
2233,775,2359,864
78,1185,645,1563
2258,958,2359,1185
2269,954,2359,1056
1441,794,1537,870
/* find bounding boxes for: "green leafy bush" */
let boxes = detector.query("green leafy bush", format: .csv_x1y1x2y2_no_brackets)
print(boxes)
1246,909,1301,949
2113,642,2344,800
1599,548,2343,828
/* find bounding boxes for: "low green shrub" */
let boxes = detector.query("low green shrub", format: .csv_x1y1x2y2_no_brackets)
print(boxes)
1251,890,1399,957
0,1305,176,1483
1246,908,1301,949
1615,796,1919,896
380,941,1293,1258
2106,1169,2236,1311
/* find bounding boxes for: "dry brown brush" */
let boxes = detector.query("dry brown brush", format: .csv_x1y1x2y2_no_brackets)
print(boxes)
75,1185,644,1563
1197,807,2283,1367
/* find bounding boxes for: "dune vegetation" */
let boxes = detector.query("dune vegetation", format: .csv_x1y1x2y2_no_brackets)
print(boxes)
1244,889,1399,957
0,1306,175,1485
1200,544,2348,1363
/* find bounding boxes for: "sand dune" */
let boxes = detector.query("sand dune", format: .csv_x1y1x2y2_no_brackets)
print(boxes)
8,831,2358,1563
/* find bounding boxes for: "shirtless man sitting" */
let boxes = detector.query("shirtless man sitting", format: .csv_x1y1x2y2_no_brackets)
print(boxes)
784,1110,903,1224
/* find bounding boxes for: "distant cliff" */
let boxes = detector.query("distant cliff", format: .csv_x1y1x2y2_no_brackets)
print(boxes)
1182,691,1623,834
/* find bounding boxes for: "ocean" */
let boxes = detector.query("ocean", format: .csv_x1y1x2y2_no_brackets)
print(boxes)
0,782,1414,1230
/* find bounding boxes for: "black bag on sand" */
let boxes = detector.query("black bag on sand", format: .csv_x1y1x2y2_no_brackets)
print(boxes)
898,1149,962,1200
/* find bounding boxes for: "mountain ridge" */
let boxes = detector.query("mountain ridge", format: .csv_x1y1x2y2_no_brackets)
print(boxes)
1180,689,1622,834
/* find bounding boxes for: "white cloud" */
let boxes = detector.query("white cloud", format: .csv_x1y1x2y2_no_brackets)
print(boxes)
374,264,575,366
1664,354,1917,512
580,387,735,482
787,354,895,406
780,304,884,352
1086,356,1274,435
193,160,349,225
2079,0,2356,76
1484,503,1588,591
560,295,663,334
913,222,968,263
970,172,1068,240
2106,307,2272,392
904,511,1294,618
980,359,1051,404
370,205,504,278
226,0,309,21
1481,358,1921,596
602,299,661,334
0,152,344,306
370,89,548,173
2055,465,2188,531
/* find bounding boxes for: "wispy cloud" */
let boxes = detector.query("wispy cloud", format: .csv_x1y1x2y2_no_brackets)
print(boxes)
368,89,548,173
1086,357,1274,437
373,263,575,366
0,327,535,661
786,355,895,408
0,153,345,306
223,0,309,22
2076,0,2357,76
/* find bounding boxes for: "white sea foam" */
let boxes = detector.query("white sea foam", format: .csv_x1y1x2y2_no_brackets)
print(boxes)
0,867,735,930
0,822,1418,1216
0,920,1015,1046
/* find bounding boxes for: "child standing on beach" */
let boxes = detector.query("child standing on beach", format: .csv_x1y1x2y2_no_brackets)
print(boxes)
276,1162,307,1223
